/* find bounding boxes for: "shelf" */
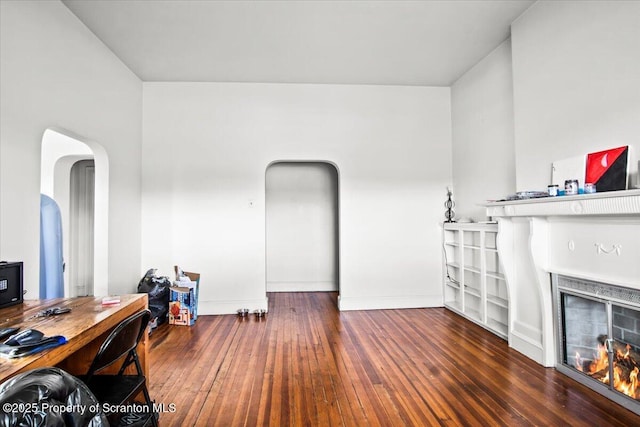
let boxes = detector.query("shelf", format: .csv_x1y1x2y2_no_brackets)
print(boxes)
445,262,460,270
465,307,482,322
444,300,462,312
464,266,481,274
442,222,508,341
486,318,508,339
486,271,505,281
443,222,498,231
445,280,460,290
487,294,508,309
464,286,481,298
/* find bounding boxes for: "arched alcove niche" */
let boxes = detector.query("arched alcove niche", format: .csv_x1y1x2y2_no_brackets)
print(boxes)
265,161,341,300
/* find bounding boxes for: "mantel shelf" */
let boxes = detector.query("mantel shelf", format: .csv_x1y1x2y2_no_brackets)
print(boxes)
485,189,640,218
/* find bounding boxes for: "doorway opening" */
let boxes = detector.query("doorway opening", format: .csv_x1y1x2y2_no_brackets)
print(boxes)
265,162,340,295
69,159,95,296
40,129,108,297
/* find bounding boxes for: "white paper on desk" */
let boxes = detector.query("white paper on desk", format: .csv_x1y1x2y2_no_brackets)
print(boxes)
552,155,586,188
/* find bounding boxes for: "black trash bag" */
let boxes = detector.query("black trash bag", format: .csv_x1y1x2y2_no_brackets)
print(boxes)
137,268,171,326
0,366,108,427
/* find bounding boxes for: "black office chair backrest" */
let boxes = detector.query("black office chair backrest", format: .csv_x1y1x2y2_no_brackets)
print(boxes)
86,309,151,378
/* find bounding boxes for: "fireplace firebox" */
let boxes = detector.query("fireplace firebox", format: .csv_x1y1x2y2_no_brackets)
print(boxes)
553,274,640,415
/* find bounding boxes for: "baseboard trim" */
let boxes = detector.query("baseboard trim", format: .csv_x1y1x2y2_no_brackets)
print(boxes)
196,294,444,314
510,329,549,366
266,281,338,292
337,295,442,311
197,296,269,315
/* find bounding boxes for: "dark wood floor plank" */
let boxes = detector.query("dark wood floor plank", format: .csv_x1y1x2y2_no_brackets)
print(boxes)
296,298,335,426
354,310,477,425
339,311,439,425
315,298,389,426
148,292,640,426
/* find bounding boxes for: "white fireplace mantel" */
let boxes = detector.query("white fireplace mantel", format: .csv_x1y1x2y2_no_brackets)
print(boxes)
486,189,640,218
485,189,640,367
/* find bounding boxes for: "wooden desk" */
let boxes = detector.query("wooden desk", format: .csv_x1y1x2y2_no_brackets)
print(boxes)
0,294,149,383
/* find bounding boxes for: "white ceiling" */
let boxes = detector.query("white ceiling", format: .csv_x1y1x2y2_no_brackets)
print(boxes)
62,0,534,86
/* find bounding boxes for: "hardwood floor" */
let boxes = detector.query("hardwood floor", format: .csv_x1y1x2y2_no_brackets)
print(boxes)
148,292,640,426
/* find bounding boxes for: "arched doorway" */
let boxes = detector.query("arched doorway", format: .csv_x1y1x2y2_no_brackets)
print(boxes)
265,161,340,294
40,129,109,297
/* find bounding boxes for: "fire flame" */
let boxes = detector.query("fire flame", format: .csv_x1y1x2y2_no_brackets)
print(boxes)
576,343,639,399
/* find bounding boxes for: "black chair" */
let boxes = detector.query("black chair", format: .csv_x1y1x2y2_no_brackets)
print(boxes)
78,309,158,427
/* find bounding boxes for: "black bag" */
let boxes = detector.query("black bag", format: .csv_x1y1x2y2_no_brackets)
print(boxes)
137,268,171,326
0,367,108,426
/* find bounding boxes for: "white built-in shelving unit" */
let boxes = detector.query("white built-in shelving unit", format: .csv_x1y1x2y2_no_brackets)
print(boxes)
442,222,508,339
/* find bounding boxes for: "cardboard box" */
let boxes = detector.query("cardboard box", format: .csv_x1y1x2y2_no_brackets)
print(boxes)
169,284,197,326
173,266,200,321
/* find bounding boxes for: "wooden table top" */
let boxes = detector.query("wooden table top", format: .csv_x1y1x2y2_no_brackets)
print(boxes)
0,294,148,382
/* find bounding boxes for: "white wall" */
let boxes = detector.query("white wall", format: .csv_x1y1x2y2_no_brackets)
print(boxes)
266,162,338,292
142,82,452,313
0,1,143,297
451,39,516,221
511,1,640,192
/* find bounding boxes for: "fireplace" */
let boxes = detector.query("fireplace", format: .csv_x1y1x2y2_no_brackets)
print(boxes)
553,274,640,415
485,189,640,412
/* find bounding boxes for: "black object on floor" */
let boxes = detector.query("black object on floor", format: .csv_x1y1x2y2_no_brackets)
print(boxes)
0,367,108,426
